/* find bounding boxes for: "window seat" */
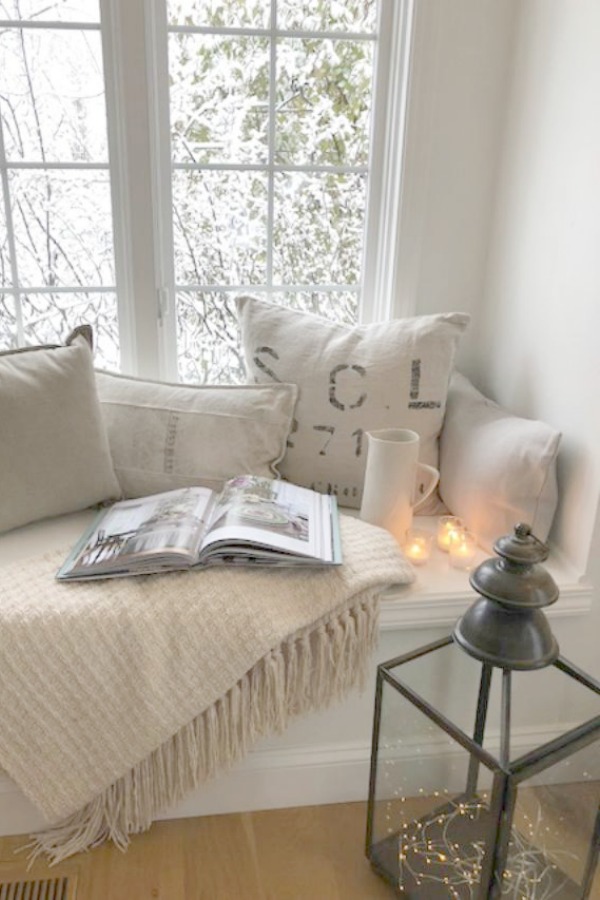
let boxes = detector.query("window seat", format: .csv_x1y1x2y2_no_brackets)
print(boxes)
0,509,591,629
0,508,593,841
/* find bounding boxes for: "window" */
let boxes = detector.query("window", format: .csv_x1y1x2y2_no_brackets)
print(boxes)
0,0,119,369
0,0,412,381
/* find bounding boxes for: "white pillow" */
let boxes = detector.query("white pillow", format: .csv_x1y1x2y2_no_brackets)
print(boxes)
236,297,470,509
0,331,121,534
95,371,298,498
439,372,561,550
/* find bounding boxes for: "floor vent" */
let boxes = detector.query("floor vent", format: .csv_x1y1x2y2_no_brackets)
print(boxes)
0,877,72,900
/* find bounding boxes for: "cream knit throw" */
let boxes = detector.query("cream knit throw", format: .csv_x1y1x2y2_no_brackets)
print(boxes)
0,515,413,863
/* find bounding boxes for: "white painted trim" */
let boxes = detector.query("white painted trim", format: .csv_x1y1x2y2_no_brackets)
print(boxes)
379,579,594,632
98,0,136,372
360,0,415,323
0,19,99,30
0,721,592,836
167,26,377,41
145,0,178,382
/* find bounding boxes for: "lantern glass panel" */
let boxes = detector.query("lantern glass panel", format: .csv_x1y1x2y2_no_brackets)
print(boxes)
507,666,599,756
505,743,600,898
391,642,502,738
370,675,497,896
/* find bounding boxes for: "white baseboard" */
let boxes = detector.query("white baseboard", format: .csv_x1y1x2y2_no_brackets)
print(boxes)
0,740,373,837
0,722,595,838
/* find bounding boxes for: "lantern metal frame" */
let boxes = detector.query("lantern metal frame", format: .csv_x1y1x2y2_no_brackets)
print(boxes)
366,634,600,898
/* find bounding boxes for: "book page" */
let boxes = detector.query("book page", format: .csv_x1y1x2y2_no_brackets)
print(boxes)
201,476,334,562
63,487,214,577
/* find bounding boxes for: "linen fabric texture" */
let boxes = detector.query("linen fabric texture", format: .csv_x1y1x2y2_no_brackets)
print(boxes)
236,296,470,509
0,515,414,861
439,372,561,550
0,331,120,534
95,370,298,498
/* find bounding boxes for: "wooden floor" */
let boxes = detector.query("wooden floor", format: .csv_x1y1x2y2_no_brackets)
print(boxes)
0,803,394,900
0,794,597,898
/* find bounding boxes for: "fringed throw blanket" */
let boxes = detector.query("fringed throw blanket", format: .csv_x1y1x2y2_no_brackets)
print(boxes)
0,515,413,863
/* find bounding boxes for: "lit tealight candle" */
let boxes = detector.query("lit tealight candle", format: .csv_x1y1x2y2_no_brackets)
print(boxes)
403,529,433,566
437,516,464,552
449,530,477,570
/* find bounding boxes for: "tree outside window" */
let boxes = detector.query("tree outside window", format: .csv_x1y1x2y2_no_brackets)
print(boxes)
0,0,383,382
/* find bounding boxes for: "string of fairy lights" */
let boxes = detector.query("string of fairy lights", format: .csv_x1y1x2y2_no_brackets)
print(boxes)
386,792,579,899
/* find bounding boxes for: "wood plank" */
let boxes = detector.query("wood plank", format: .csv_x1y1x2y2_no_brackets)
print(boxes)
0,797,596,898
0,803,389,900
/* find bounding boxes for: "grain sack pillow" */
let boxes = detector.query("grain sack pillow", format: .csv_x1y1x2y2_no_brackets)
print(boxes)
0,328,121,534
440,372,561,550
95,370,298,498
236,296,470,508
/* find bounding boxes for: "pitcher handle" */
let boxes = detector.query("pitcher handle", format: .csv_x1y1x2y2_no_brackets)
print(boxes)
413,464,440,512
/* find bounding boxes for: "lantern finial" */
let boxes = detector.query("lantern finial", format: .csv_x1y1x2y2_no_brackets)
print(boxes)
453,524,559,669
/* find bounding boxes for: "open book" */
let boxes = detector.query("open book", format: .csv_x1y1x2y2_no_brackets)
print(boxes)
57,475,342,580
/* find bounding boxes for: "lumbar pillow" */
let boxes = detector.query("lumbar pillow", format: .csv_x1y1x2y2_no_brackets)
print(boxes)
236,296,469,508
0,328,121,534
95,371,298,498
439,372,561,549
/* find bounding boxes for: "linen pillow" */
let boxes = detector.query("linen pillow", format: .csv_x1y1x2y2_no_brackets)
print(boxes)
95,371,298,498
236,297,470,508
0,330,121,534
439,372,561,550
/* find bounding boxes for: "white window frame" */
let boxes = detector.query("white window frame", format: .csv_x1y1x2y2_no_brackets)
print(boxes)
75,0,415,379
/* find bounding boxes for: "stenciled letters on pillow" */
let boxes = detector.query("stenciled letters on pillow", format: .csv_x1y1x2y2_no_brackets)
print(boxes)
0,329,120,534
236,297,470,509
95,371,298,498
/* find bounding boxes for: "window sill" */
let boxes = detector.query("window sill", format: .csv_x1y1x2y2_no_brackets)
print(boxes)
375,516,594,631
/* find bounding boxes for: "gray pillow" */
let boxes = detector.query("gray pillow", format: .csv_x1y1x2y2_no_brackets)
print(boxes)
440,372,561,549
237,297,470,509
95,370,298,498
0,329,121,534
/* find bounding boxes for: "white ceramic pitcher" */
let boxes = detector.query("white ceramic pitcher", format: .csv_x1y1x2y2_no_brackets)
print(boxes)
359,428,440,544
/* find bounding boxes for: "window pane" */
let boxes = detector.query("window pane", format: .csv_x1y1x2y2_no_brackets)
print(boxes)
273,172,367,285
169,34,269,165
276,38,373,166
173,169,267,285
0,0,100,22
0,28,107,163
277,0,377,32
21,291,119,368
270,290,358,324
0,293,17,349
9,170,115,287
167,0,269,29
176,290,245,384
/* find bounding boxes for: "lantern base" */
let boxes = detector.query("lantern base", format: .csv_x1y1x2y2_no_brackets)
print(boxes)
368,795,581,898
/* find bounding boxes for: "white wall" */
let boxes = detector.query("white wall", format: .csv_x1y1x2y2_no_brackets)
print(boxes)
397,0,518,325
401,0,600,580
465,0,600,577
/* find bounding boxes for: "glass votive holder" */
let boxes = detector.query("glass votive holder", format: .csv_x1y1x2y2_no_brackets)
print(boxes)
449,529,477,570
437,515,464,552
403,529,433,566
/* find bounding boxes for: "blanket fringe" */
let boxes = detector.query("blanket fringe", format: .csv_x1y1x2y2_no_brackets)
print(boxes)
25,593,380,864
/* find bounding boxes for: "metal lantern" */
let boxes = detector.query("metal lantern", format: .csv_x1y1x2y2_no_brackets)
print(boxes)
366,525,600,898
